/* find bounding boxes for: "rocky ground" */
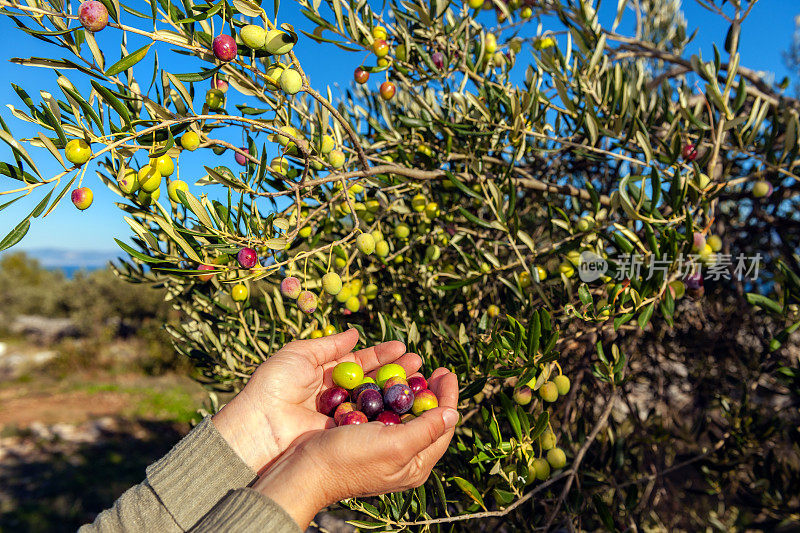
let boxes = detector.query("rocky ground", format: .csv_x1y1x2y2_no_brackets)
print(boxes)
0,353,203,532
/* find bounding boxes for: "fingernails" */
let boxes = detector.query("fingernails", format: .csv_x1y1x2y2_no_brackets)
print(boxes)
442,408,459,429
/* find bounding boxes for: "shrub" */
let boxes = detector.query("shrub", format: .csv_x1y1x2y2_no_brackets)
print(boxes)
0,253,181,373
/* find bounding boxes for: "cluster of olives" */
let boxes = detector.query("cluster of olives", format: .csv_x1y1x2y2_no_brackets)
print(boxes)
282,184,457,325
129,155,182,206
513,372,571,478
318,362,440,426
467,0,536,22
518,266,548,287
322,272,377,315
64,136,192,210
280,276,318,314
192,117,348,181
272,125,348,173
193,246,317,308
210,25,301,94
528,430,568,480
514,373,571,406
352,26,396,101
690,231,723,265
277,224,381,317
324,187,443,260
206,25,351,179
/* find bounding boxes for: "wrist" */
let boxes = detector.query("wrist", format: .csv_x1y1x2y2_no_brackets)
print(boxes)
253,445,330,530
212,392,280,474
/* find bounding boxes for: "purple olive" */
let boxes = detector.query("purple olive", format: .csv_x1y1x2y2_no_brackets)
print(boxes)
685,272,703,290
333,402,356,425
235,148,249,165
318,386,349,416
407,376,427,395
338,410,367,426
351,382,380,402
356,388,384,419
237,247,258,269
685,272,705,298
79,0,108,32
212,34,237,62
384,384,414,414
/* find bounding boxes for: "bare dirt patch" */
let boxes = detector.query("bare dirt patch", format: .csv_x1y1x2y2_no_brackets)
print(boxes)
0,390,131,427
0,372,207,430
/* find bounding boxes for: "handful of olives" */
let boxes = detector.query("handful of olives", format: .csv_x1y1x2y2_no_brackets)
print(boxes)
318,362,440,426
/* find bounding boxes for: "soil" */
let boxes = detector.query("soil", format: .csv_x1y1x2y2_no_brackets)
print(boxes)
0,373,203,428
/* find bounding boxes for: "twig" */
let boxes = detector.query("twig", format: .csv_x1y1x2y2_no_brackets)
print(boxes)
543,389,620,529
384,389,620,528
392,470,571,527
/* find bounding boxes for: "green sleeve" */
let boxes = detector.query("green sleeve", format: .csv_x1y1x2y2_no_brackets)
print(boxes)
78,416,257,532
189,488,303,533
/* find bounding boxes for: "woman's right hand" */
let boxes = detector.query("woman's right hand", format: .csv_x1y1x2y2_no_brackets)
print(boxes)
252,368,459,529
211,330,422,474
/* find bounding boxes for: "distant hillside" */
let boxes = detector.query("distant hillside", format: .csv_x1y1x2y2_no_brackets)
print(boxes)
2,248,120,273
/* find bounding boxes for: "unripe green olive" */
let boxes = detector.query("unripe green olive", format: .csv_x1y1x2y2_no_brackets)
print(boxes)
240,25,267,49
375,240,390,258
167,180,188,203
356,233,376,255
332,361,363,389
539,381,558,402
328,150,346,168
553,374,570,395
425,245,441,261
65,139,91,165
547,448,567,469
319,134,335,154
265,64,285,90
540,431,557,450
394,223,410,240
117,168,139,194
322,272,343,295
263,29,295,55
532,458,550,480
279,69,302,95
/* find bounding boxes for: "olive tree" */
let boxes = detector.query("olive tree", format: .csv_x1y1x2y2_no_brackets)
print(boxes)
0,0,798,528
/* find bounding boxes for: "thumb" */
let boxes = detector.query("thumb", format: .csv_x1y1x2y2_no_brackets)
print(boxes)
394,407,459,458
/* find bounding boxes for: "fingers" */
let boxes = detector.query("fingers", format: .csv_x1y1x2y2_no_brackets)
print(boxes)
364,352,422,380
426,369,459,410
413,426,454,472
352,340,407,373
288,329,360,366
406,370,458,466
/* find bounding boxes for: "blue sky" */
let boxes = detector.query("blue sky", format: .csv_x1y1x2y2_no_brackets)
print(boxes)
0,0,797,253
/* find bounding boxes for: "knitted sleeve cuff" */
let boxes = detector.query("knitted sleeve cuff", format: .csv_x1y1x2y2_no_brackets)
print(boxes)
146,416,258,530
190,488,303,533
